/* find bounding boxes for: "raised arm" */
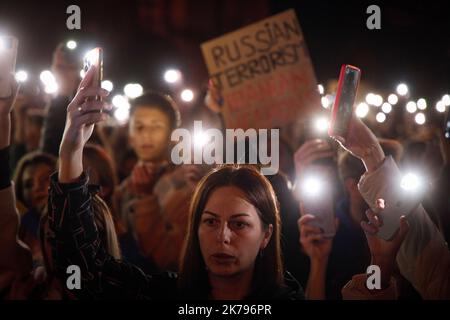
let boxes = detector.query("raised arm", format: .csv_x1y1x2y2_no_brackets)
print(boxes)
337,116,450,299
49,66,172,299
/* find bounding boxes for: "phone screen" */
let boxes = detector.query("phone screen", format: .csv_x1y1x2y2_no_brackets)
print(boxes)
83,47,103,101
0,36,18,97
329,64,361,140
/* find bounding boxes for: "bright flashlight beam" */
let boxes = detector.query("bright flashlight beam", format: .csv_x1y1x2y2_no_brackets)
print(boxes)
114,107,130,123
318,84,324,95
164,69,182,84
40,70,55,84
406,101,417,113
376,112,386,123
397,83,408,96
388,94,398,105
400,173,420,192
315,118,329,132
417,98,427,110
66,40,77,50
101,80,113,92
436,101,446,113
124,83,143,99
356,103,369,118
381,103,392,113
112,95,130,109
302,178,322,197
181,89,194,102
193,131,209,148
321,96,330,108
15,70,28,83
443,94,450,107
415,112,426,125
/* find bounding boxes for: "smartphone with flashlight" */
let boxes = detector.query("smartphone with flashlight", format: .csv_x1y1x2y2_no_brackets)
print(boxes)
373,171,429,240
0,36,18,98
328,64,361,142
298,165,336,238
83,47,103,101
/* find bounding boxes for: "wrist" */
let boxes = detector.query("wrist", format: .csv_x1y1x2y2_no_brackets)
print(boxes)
362,143,385,172
58,149,83,183
310,256,329,271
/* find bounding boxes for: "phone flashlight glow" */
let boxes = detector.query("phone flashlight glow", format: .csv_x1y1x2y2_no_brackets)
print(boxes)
84,49,99,70
193,130,209,149
301,176,324,198
400,172,423,193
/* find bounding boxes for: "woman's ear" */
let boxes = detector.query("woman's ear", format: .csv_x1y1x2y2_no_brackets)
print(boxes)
261,224,273,249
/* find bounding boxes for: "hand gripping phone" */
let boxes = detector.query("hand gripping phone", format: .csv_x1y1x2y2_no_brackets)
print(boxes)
0,36,18,97
328,64,361,142
298,164,336,238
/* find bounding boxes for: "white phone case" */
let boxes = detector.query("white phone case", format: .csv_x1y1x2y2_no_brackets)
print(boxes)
374,171,425,240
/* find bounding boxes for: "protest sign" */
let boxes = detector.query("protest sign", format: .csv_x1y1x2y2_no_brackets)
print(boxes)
201,9,321,130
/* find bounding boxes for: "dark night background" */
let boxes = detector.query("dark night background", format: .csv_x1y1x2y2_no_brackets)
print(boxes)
0,0,449,101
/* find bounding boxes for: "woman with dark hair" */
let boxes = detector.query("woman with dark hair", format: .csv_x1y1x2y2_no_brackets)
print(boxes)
178,164,293,299
13,151,56,264
47,66,304,299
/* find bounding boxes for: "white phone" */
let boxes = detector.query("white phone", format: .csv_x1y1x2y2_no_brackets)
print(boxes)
374,171,428,240
0,36,18,97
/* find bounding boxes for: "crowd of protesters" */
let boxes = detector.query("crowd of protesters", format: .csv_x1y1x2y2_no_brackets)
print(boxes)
0,42,449,300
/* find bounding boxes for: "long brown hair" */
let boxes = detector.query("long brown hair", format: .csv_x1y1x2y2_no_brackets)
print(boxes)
39,194,121,278
178,164,284,298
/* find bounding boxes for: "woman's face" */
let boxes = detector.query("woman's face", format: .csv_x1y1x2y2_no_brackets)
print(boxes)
198,186,272,278
129,107,171,163
22,163,52,210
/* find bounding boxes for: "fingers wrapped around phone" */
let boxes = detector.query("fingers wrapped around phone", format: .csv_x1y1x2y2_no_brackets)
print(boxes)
298,214,325,241
69,87,110,113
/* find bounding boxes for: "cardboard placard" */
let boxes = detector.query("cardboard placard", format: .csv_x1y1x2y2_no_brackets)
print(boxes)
201,9,321,130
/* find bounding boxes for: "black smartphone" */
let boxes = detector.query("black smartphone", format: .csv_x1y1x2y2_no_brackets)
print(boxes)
0,36,18,97
328,64,361,142
83,47,103,101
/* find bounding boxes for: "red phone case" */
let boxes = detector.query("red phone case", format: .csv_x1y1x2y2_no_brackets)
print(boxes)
328,64,361,139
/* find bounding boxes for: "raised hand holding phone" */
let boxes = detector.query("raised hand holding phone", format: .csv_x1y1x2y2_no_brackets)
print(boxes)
329,64,385,172
58,65,111,183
